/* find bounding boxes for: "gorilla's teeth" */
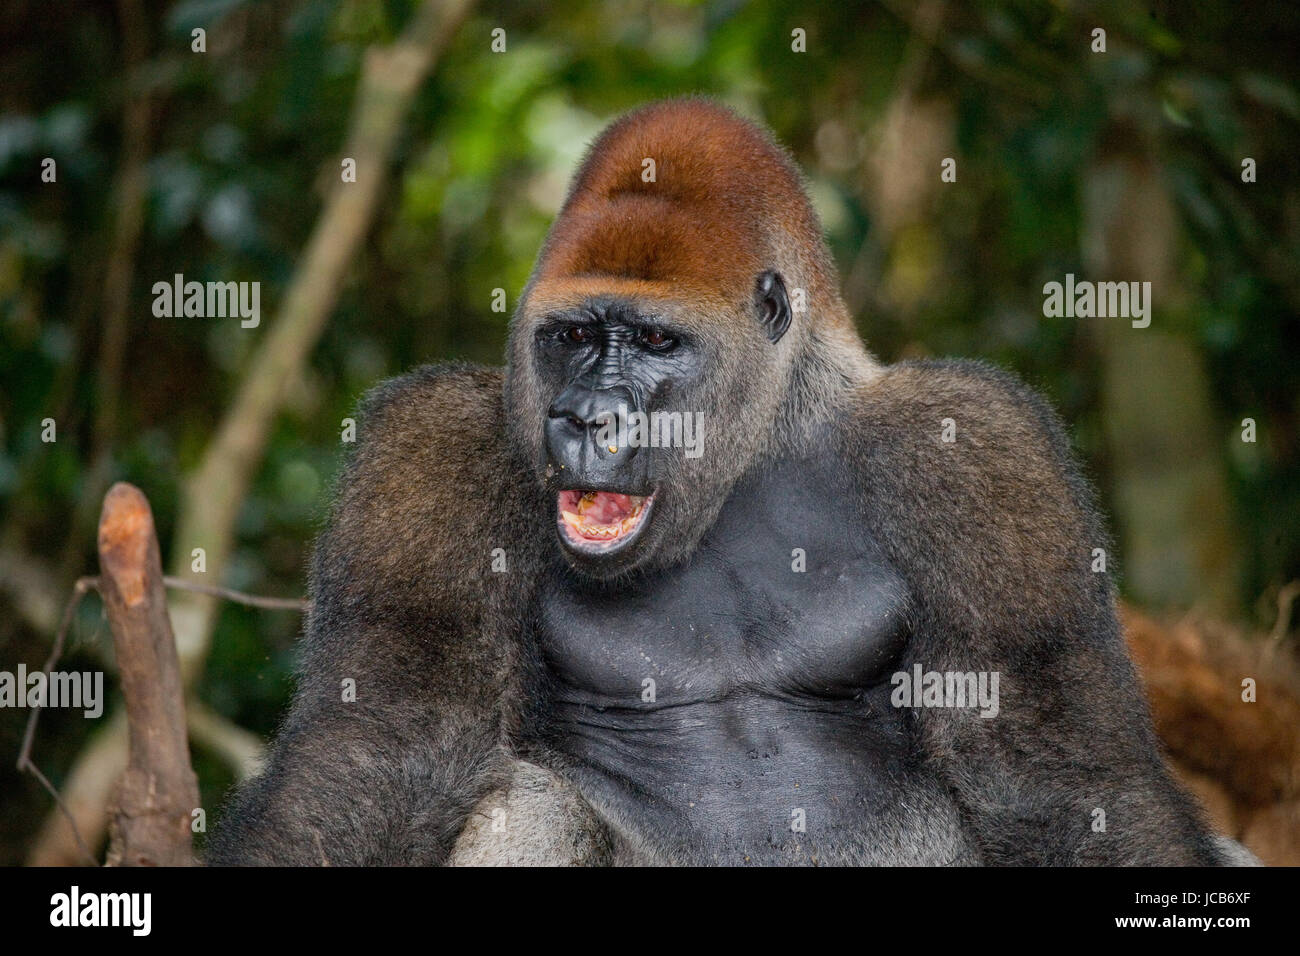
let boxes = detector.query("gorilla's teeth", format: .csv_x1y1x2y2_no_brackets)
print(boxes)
561,491,653,543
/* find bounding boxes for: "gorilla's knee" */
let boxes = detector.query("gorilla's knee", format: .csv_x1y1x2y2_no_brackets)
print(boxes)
448,760,613,866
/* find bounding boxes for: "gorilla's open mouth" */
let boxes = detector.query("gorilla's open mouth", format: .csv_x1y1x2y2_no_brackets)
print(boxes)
557,489,655,554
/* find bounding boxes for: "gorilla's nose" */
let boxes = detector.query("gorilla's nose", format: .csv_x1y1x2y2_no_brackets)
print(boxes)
547,385,630,432
545,385,639,480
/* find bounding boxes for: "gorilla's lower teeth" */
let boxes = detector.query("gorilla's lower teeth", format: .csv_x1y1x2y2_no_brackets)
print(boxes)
559,490,651,543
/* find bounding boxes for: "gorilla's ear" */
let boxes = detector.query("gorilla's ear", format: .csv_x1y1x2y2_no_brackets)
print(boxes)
754,270,792,344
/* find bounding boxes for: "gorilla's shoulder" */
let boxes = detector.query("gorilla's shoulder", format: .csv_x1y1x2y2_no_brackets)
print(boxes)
843,358,1111,626
340,362,516,520
879,358,1081,475
850,357,1094,509
356,362,507,456
311,363,542,620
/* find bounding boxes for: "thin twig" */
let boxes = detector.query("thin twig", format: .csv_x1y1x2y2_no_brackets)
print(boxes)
15,570,296,863
19,759,99,867
1262,580,1300,666
15,575,101,867
16,576,100,772
877,0,1051,106
162,577,308,611
1269,581,1300,645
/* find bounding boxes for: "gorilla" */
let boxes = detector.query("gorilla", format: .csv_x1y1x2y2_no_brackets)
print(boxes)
208,98,1243,866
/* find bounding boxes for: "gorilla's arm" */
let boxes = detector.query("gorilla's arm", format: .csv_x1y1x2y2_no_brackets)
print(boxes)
207,365,545,865
848,359,1223,865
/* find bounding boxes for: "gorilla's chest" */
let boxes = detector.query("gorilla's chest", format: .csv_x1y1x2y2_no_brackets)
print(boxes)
533,459,936,862
535,512,904,707
538,470,909,704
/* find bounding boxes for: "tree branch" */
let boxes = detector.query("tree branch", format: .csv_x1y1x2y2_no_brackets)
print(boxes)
98,483,199,867
26,0,476,865
167,0,475,684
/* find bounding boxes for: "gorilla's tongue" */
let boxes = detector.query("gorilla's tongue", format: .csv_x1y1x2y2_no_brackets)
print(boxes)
558,490,648,540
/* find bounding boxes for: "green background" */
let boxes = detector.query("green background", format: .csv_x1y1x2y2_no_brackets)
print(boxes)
1,0,1297,863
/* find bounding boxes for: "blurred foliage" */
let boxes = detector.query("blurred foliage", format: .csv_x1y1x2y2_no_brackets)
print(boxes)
0,0,1297,862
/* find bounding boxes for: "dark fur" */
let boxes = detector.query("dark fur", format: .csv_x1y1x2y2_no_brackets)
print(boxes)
842,360,1221,862
210,99,1236,866
207,366,561,864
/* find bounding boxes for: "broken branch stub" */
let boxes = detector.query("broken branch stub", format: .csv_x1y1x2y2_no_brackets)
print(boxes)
98,482,199,866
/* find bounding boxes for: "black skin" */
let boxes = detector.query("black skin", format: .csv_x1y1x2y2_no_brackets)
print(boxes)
531,272,938,861
209,272,1229,866
537,272,789,574
521,276,961,862
534,450,975,863
537,295,703,504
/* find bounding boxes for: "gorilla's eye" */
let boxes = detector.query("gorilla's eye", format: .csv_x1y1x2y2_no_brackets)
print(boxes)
639,328,676,351
564,325,595,345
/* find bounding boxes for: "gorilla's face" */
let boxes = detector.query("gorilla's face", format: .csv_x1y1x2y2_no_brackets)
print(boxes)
530,295,706,577
507,274,793,580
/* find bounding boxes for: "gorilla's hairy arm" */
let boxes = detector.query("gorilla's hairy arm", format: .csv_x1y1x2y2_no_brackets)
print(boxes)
847,359,1223,864
207,365,544,865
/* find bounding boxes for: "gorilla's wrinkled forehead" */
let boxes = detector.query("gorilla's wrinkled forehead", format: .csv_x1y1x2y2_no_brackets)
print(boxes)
521,277,734,322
